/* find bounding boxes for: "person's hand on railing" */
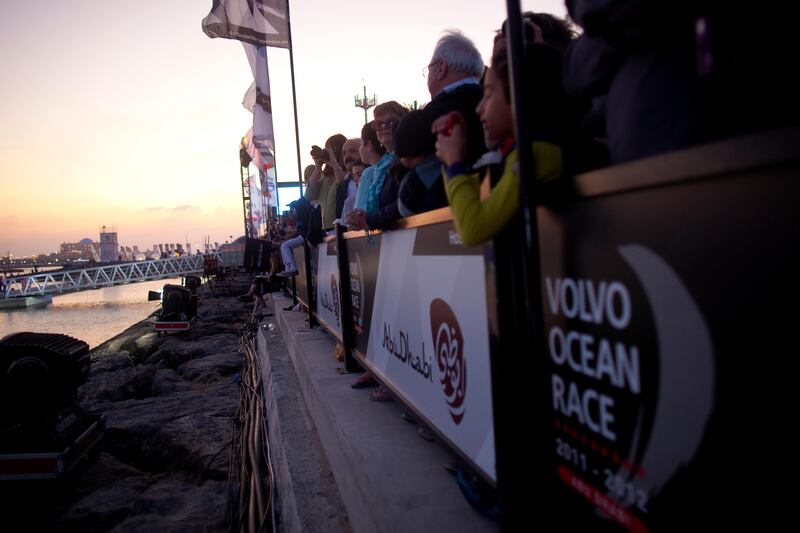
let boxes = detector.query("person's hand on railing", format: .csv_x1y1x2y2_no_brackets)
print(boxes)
346,209,367,231
432,111,467,167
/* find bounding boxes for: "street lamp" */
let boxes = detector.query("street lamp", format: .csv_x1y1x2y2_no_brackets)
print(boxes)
354,85,377,125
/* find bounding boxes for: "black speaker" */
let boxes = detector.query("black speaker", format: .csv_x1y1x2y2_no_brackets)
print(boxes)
244,237,271,273
160,284,197,321
0,332,90,427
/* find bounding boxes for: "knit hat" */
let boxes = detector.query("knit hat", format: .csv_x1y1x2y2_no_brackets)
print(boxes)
394,109,436,158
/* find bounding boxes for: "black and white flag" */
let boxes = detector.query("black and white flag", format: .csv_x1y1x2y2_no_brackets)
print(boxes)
202,0,289,49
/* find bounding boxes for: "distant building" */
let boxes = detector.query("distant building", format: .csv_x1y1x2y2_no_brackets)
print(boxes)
100,226,119,262
59,238,98,261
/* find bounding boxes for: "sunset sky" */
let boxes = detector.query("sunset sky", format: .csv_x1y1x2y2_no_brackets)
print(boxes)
0,0,566,256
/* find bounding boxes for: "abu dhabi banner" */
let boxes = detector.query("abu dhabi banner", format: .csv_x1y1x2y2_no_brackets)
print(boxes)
202,0,289,48
344,223,496,482
315,239,343,341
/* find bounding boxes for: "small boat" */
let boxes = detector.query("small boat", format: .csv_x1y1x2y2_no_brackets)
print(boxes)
0,294,53,310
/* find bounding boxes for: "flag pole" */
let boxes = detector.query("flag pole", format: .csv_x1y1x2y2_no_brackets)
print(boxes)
285,0,304,197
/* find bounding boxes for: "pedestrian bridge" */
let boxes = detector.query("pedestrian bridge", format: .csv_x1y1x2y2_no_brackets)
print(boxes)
0,253,228,298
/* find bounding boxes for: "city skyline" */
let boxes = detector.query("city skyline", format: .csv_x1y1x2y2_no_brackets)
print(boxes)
0,0,566,256
3,233,234,260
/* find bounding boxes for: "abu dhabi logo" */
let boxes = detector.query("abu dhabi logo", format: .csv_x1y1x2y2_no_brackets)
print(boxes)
430,298,466,424
330,274,340,327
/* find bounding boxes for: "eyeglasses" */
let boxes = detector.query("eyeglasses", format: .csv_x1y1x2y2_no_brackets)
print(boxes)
372,118,398,131
422,60,441,79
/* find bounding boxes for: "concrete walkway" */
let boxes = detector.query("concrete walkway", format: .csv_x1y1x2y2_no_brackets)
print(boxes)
257,294,498,533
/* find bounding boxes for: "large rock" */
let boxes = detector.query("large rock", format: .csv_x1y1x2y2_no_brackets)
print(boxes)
79,365,157,403
177,352,241,383
59,476,153,531
89,351,133,376
144,338,206,368
152,368,192,396
129,332,161,361
93,382,237,475
100,321,154,356
39,291,250,531
110,479,228,532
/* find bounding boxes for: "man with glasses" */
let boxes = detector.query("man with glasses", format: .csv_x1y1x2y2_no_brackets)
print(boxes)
422,29,487,167
334,138,362,223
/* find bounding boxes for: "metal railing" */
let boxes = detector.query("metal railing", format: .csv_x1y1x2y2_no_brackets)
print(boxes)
1,253,223,298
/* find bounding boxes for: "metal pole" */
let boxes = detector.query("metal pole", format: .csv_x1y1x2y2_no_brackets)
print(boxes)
274,179,280,217
335,224,358,372
489,2,552,530
363,86,368,124
285,0,304,197
303,240,317,328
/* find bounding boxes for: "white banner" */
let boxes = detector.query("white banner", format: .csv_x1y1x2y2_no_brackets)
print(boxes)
248,174,265,237
366,228,496,481
243,44,275,172
315,241,343,341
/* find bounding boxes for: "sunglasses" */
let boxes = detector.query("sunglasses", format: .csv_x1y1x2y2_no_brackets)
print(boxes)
372,118,398,131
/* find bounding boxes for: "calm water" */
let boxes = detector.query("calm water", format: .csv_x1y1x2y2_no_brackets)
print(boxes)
0,278,181,349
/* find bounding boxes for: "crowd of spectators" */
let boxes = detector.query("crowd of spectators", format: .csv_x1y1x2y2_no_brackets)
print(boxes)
240,5,794,515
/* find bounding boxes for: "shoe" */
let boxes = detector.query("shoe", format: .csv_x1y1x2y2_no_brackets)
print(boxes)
369,386,393,402
351,373,377,389
276,270,298,278
334,343,345,362
400,412,416,424
418,427,435,442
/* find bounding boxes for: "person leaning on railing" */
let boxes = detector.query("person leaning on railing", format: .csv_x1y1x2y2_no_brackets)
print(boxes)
334,138,362,223
393,109,449,217
276,169,314,277
340,161,365,228
347,101,409,231
350,120,386,216
433,28,574,246
305,134,347,233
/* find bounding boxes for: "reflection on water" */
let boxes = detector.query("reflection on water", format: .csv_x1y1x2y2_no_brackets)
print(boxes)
0,278,181,349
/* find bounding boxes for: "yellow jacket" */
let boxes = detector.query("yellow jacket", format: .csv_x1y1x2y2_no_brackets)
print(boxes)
444,142,561,246
304,174,339,230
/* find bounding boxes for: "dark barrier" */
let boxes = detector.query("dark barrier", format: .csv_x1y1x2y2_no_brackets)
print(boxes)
243,238,271,272
335,225,359,373
527,127,800,531
289,127,799,530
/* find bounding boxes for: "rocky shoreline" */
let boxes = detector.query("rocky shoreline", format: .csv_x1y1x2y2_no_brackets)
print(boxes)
2,290,252,532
